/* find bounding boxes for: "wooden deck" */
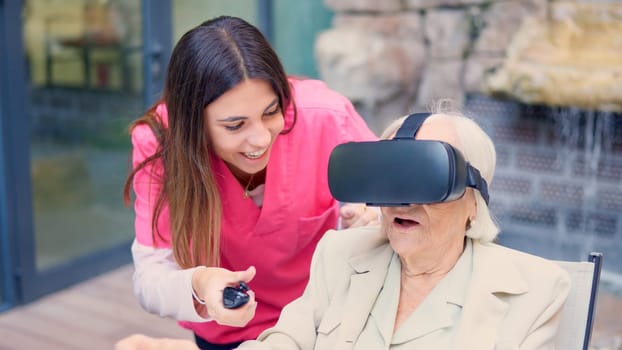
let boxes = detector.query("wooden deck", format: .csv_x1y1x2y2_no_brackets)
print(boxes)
0,263,621,349
0,264,193,350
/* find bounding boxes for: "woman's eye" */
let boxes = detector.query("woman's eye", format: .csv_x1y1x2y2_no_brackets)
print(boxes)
225,122,243,131
264,107,281,117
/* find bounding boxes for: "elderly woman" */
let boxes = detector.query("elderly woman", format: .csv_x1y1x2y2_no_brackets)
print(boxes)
236,111,571,350
116,110,570,350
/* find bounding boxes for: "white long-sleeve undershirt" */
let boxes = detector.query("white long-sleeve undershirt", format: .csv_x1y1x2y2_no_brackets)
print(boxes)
131,239,211,322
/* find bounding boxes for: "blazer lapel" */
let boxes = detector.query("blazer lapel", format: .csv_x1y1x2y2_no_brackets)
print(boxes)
453,241,529,350
393,296,459,343
336,243,394,350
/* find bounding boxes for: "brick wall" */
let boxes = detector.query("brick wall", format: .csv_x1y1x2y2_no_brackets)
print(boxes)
465,94,622,277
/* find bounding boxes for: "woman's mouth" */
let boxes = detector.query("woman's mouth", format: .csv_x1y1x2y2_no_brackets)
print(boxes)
393,217,419,228
243,149,268,160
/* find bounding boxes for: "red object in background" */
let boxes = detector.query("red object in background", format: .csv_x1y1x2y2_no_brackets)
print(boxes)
96,63,109,88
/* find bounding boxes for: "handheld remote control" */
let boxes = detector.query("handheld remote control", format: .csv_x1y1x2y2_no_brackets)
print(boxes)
223,281,250,309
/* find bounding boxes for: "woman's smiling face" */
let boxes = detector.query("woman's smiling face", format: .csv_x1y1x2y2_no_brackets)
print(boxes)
380,117,477,260
204,78,284,176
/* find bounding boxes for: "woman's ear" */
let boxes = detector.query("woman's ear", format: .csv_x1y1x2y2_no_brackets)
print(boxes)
467,191,478,228
467,188,477,214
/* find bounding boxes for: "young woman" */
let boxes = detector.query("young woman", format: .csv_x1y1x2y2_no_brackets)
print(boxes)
123,16,378,349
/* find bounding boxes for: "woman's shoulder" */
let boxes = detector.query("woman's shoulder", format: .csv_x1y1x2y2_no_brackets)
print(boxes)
317,226,388,261
478,241,570,285
287,78,375,141
132,122,156,142
131,103,168,145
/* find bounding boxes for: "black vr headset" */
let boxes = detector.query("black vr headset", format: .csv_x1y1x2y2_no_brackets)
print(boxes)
328,113,490,206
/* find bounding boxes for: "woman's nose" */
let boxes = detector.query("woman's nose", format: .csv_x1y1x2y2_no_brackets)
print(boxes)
247,123,271,148
390,204,420,213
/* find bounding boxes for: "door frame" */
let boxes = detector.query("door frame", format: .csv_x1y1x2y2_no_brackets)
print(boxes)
0,0,30,311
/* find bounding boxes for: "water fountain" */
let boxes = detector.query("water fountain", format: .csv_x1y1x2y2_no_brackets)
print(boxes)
470,0,622,290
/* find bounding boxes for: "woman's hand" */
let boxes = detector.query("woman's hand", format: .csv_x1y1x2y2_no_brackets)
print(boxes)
340,203,381,229
191,266,257,327
115,334,199,350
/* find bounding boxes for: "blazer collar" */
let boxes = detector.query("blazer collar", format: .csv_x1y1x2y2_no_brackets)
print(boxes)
335,239,530,350
347,245,461,347
335,242,394,348
453,240,529,349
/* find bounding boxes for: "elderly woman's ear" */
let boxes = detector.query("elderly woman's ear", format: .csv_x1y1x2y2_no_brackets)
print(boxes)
466,213,477,230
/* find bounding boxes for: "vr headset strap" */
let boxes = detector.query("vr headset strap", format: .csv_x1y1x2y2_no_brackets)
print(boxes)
394,113,432,140
467,165,490,205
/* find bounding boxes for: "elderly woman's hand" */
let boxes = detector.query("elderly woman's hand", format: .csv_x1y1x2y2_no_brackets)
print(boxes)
114,334,199,350
340,203,380,229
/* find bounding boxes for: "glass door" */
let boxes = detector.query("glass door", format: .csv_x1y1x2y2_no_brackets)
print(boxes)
25,0,143,270
0,0,172,305
171,0,258,42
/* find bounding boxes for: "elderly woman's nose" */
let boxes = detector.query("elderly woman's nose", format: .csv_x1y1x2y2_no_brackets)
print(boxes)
247,123,272,148
384,205,415,215
395,204,419,211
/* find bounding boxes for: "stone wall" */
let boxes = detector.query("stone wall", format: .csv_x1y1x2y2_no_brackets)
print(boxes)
316,0,621,132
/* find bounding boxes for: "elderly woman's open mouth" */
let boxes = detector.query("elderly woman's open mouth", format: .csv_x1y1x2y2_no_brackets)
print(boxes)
393,216,420,228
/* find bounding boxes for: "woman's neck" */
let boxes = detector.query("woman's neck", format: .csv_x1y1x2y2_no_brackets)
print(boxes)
228,166,266,191
399,236,466,281
393,237,466,332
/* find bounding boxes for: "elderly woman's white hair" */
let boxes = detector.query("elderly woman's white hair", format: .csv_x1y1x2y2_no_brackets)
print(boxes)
380,101,499,242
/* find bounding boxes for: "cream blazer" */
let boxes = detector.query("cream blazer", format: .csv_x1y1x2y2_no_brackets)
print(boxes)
238,226,571,350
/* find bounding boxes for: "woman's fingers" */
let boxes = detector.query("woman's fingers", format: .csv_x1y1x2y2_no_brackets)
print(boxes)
115,334,200,350
340,204,380,228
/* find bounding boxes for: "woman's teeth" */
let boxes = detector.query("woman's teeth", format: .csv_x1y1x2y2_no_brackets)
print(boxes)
244,149,266,159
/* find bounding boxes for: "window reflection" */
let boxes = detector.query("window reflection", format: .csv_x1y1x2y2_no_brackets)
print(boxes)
23,0,142,270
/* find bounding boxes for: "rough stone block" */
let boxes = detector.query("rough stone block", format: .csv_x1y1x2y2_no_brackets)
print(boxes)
324,0,402,12
464,55,505,93
332,13,424,40
424,8,471,59
405,0,491,10
316,28,425,103
415,60,464,108
473,0,546,54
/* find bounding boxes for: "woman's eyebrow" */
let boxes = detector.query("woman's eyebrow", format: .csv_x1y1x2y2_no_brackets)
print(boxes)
216,116,247,122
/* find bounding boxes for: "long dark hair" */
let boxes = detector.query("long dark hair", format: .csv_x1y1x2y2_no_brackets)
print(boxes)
124,16,295,268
